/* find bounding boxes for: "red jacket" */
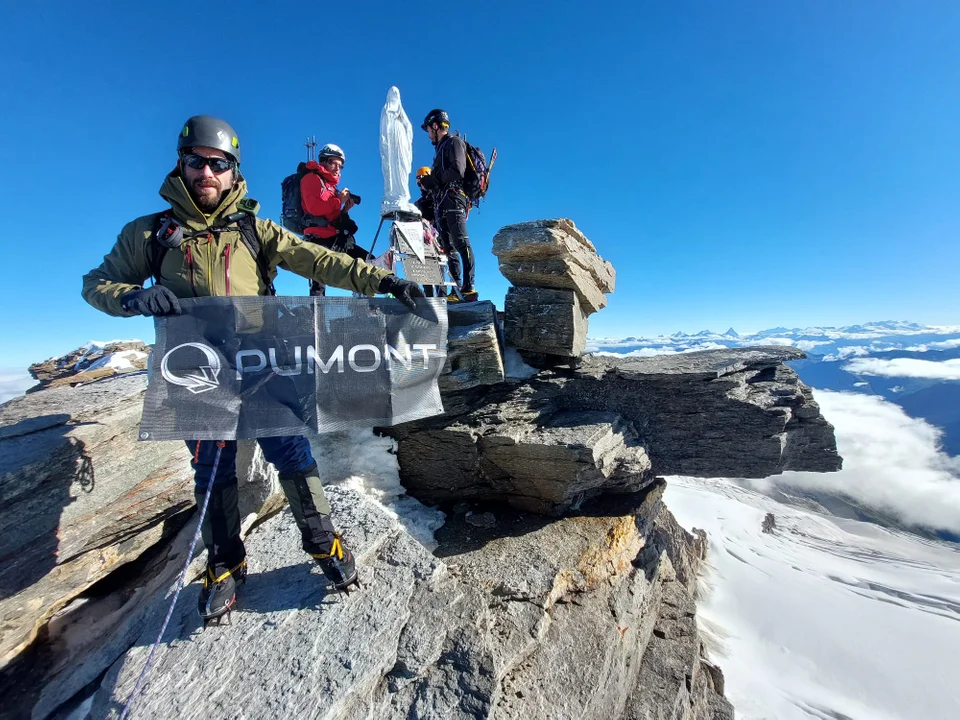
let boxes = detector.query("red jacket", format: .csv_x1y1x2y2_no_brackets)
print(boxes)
300,161,341,239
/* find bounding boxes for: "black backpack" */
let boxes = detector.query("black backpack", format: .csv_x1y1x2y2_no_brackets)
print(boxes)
149,209,276,295
280,163,331,234
280,165,306,233
459,135,497,208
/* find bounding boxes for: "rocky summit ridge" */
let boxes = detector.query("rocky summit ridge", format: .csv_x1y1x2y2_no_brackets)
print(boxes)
0,218,841,720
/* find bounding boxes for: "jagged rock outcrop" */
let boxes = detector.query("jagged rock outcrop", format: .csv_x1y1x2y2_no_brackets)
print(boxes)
504,286,588,359
89,481,731,720
441,301,504,393
0,375,193,672
4,328,841,719
0,374,280,678
383,346,841,515
493,219,616,315
1,311,504,685
567,347,842,476
385,391,653,515
493,219,614,359
27,341,149,391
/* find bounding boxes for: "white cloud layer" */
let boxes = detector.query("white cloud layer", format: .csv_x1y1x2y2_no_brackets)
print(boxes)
822,345,872,362
592,341,728,358
767,390,960,534
843,357,960,380
0,371,37,406
793,340,832,351
904,338,960,352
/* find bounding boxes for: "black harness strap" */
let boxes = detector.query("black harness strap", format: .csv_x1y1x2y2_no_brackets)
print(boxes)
149,212,172,287
236,214,276,296
150,211,276,296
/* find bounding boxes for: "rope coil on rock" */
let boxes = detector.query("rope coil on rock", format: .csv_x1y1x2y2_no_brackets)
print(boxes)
119,441,226,720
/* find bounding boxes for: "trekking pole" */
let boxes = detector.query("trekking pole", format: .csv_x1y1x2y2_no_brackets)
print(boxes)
368,216,387,257
119,440,227,720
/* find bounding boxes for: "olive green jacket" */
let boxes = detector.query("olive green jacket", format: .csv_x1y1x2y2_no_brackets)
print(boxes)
82,172,391,317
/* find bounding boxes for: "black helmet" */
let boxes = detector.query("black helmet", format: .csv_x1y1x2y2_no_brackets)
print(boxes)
177,115,241,164
421,109,450,131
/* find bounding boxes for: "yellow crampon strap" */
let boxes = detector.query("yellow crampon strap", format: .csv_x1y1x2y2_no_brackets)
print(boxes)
204,560,246,588
310,536,343,562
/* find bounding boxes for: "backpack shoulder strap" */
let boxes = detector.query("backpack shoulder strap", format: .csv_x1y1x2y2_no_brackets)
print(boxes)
148,211,171,286
297,171,330,229
237,214,276,296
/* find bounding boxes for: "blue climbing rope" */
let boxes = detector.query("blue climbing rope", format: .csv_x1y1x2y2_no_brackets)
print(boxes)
118,441,225,720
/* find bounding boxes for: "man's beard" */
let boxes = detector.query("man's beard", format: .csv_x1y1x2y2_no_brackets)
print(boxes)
189,177,230,213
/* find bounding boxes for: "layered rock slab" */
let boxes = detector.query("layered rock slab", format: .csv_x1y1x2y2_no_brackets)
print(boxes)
387,382,654,515
2,319,505,683
384,347,841,517
503,286,587,358
0,374,280,674
91,481,730,720
566,347,843,476
492,218,615,315
441,301,504,393
0,375,195,670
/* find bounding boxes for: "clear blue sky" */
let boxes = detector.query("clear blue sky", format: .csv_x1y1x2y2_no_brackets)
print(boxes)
2,1,959,370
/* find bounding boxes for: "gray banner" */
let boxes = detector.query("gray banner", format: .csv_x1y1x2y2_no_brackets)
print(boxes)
139,296,448,441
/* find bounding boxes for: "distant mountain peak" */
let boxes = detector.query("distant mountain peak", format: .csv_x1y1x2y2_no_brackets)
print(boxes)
723,327,740,338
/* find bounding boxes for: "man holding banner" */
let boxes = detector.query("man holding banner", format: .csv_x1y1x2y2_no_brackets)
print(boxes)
82,115,426,621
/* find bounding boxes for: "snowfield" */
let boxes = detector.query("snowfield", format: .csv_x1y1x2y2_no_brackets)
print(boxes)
666,477,960,720
309,427,446,550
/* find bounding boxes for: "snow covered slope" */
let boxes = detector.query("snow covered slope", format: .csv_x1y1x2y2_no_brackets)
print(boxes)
665,477,960,720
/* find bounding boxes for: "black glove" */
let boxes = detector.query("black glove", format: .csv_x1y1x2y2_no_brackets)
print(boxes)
120,285,182,317
378,275,425,311
332,232,356,254
336,212,359,238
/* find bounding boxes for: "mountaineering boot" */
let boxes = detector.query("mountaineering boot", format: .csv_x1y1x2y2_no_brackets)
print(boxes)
311,534,359,591
280,463,357,590
447,289,478,304
194,480,246,622
276,464,359,591
198,560,247,621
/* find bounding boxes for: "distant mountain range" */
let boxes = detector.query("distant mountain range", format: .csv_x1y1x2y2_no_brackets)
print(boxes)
589,321,960,456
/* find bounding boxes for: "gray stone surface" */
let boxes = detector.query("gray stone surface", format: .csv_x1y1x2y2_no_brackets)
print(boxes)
8,344,842,719
88,480,728,720
388,388,654,515
384,347,841,516
0,374,193,670
29,446,280,720
623,562,733,720
568,348,843,476
0,374,281,682
492,219,616,315
503,286,587,358
441,301,504,393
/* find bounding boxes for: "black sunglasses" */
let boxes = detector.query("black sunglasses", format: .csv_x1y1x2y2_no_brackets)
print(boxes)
182,154,236,173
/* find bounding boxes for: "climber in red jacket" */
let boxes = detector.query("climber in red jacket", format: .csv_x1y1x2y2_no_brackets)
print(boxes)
300,143,369,295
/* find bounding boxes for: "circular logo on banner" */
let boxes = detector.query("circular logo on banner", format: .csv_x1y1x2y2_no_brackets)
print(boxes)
160,342,222,394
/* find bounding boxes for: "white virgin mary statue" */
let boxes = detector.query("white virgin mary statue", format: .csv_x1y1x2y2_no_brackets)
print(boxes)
379,86,419,216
